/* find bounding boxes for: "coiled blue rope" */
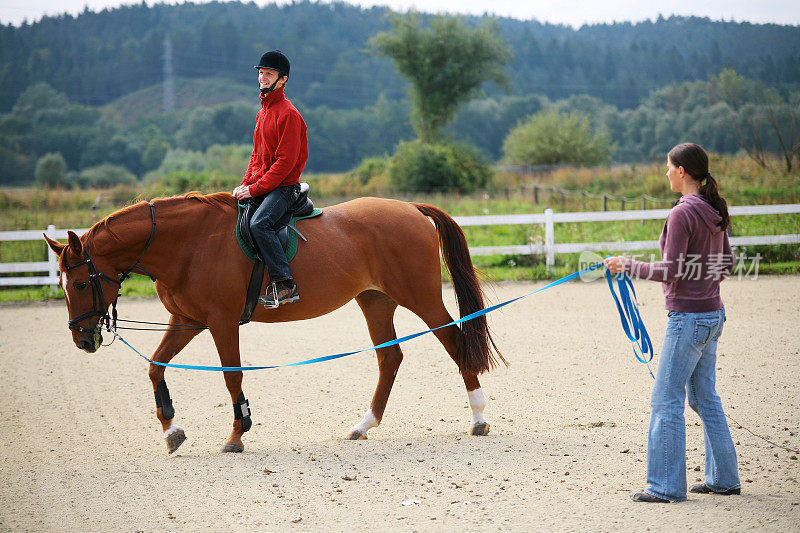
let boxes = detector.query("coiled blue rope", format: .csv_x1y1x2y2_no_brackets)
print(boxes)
117,261,654,374
604,268,655,378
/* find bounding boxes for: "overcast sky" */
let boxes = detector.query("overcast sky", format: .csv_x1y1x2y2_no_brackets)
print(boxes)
2,0,799,27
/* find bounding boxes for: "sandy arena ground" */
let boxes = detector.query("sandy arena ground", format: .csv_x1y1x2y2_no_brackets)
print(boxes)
1,275,798,531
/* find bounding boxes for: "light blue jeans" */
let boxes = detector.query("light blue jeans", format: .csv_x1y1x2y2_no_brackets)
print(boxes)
645,307,740,501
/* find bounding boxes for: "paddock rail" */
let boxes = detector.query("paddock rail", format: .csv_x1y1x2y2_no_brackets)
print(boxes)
1,203,798,286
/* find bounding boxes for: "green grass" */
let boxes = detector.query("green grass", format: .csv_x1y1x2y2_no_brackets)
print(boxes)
2,154,798,301
0,274,157,303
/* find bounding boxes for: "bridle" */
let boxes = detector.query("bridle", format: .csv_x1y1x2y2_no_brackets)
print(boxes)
65,202,157,334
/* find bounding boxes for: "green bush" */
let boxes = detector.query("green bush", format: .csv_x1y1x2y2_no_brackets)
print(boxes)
350,156,388,185
34,152,70,188
142,139,170,171
76,164,137,188
503,110,614,166
204,144,252,176
388,140,491,193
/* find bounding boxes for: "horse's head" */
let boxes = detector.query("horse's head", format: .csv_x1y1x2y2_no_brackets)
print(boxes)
44,231,121,353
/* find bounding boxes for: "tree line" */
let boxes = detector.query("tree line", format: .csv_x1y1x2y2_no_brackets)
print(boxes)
3,66,797,187
2,1,798,112
1,5,799,186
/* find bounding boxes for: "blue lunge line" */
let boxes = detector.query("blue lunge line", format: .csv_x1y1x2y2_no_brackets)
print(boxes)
117,261,653,374
604,269,655,377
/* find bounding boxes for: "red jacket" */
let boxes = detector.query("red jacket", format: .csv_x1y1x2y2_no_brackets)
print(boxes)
241,87,308,196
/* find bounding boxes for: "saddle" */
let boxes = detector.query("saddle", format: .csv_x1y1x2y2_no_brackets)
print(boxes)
236,183,322,324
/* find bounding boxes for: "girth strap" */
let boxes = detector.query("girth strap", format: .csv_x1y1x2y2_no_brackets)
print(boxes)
240,260,265,325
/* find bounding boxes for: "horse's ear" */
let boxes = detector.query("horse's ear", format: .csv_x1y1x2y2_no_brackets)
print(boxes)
43,234,67,256
67,231,83,256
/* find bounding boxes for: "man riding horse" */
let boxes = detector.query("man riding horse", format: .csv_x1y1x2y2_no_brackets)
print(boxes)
232,50,306,308
44,55,503,456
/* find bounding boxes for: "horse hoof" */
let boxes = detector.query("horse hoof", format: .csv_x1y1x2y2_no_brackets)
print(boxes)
345,429,367,440
220,442,244,453
165,428,186,454
470,422,490,436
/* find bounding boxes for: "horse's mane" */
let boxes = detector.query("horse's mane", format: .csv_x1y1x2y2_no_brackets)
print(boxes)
82,192,236,248
182,191,237,209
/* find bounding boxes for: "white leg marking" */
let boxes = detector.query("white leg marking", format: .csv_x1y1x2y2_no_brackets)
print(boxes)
350,409,379,435
164,424,183,438
468,388,487,426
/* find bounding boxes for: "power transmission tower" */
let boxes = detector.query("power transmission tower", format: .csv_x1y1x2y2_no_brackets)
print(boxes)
163,34,176,112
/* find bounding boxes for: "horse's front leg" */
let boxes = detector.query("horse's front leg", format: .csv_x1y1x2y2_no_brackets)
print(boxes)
148,315,204,454
208,322,252,453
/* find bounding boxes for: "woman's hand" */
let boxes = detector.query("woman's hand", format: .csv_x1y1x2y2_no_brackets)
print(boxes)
604,256,628,274
232,185,252,200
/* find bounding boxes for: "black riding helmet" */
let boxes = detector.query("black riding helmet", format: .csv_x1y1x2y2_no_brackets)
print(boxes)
254,50,290,77
254,50,290,95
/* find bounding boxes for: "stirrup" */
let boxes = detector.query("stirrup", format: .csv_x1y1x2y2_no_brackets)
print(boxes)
258,281,299,309
258,282,281,309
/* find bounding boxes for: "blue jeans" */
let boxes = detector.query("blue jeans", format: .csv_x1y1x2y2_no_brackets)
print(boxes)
248,184,300,283
646,307,740,501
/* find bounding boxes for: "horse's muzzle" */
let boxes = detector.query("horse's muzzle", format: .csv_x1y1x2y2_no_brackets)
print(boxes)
77,326,102,353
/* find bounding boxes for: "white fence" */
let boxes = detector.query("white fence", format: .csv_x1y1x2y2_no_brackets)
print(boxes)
453,203,800,267
2,204,799,287
1,226,88,287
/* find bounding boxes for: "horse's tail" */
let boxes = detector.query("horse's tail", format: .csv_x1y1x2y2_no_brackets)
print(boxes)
413,203,505,374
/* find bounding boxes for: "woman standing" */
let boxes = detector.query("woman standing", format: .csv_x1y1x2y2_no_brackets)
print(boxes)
605,143,741,503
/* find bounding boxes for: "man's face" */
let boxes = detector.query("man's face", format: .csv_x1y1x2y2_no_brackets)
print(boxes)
259,68,285,90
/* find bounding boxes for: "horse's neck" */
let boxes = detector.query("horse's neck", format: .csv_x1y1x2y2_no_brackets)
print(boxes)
92,197,233,283
88,203,148,272
92,200,196,280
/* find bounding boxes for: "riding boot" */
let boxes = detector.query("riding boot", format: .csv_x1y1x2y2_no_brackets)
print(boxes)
259,279,300,309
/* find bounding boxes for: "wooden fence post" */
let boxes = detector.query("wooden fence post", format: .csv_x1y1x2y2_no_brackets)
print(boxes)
46,224,58,293
544,208,555,269
641,196,646,224
603,194,608,211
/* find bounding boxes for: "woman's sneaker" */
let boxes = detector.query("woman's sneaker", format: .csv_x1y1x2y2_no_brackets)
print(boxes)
689,483,741,495
631,491,670,503
259,280,300,308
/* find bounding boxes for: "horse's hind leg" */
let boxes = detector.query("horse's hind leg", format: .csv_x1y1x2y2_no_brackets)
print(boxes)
347,290,401,440
408,300,491,436
148,314,204,454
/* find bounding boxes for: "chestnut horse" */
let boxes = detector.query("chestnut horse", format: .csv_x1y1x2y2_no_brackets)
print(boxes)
44,192,503,454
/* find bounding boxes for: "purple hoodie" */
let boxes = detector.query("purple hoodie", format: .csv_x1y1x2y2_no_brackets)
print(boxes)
625,194,734,312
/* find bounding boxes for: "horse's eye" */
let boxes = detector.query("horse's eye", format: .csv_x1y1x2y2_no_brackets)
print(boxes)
75,281,88,291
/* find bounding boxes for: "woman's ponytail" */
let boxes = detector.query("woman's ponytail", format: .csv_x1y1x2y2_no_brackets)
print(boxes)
699,173,730,231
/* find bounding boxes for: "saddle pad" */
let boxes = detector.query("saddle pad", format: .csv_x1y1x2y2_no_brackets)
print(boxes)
236,205,322,263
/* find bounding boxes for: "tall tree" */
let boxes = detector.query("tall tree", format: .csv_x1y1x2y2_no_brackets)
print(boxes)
371,12,511,142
